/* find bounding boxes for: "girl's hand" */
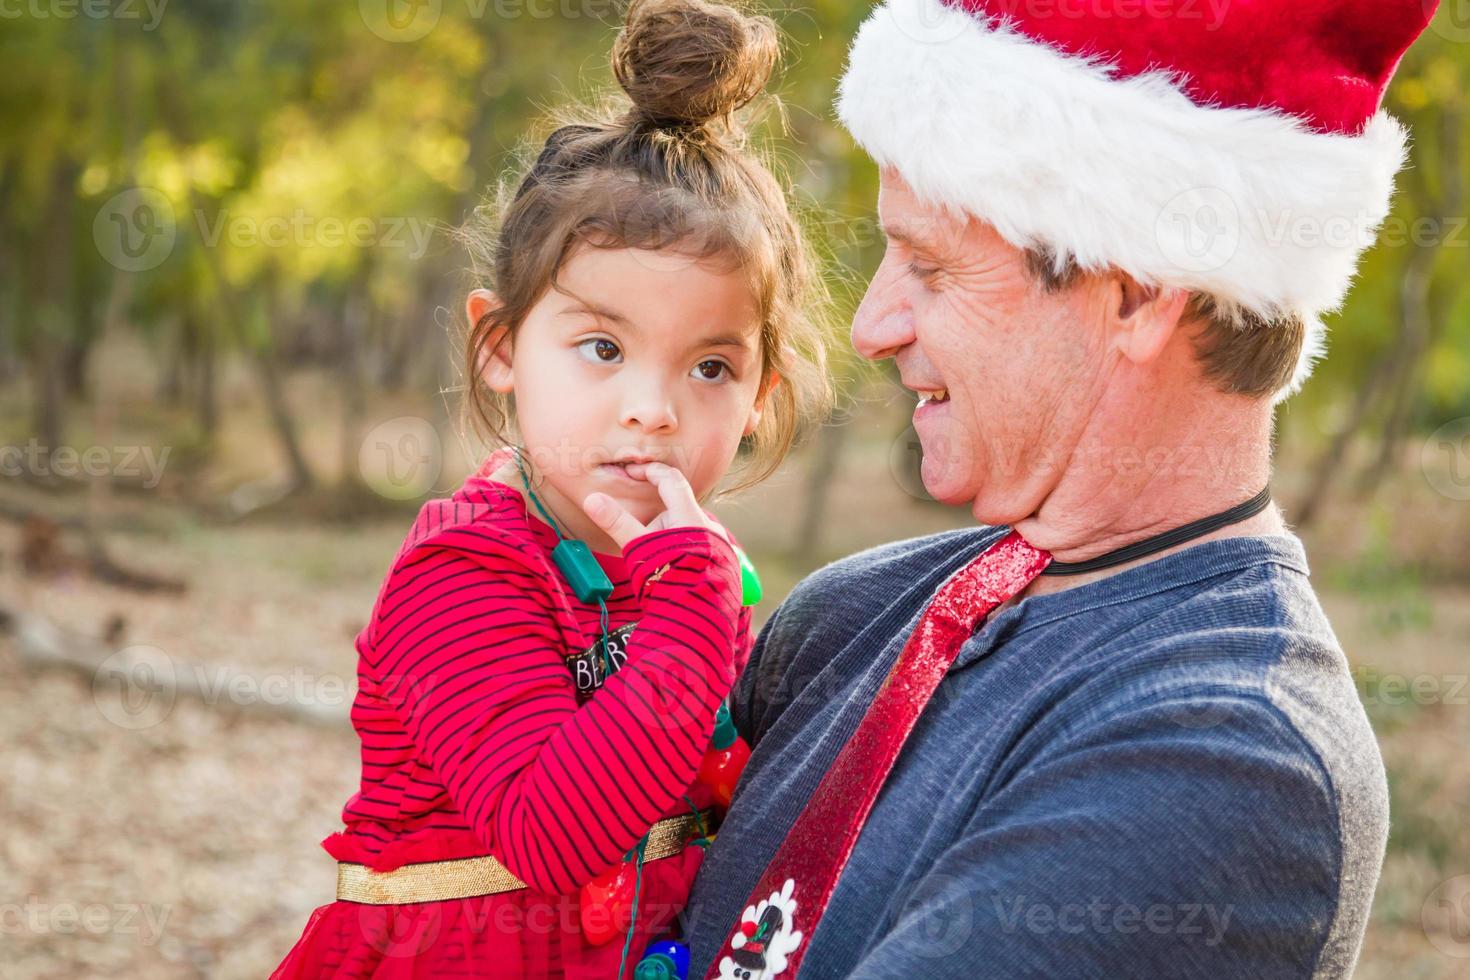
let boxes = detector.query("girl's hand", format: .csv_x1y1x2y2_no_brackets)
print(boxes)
582,462,731,552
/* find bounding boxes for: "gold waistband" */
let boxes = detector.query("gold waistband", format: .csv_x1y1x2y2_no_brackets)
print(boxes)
336,809,714,905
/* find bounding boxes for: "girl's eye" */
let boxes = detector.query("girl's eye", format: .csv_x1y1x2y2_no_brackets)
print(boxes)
577,338,622,363
693,360,730,382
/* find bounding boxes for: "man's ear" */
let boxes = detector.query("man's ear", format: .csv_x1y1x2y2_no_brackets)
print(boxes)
743,372,781,438
467,288,514,393
1107,273,1190,366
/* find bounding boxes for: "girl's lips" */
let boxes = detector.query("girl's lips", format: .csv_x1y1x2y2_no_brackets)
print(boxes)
598,462,653,484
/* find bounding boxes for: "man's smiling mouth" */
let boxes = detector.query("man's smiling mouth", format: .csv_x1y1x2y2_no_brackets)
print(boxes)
915,388,950,407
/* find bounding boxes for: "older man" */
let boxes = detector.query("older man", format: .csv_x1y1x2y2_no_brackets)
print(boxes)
681,1,1439,978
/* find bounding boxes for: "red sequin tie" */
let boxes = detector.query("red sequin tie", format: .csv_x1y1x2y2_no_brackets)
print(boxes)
705,530,1051,979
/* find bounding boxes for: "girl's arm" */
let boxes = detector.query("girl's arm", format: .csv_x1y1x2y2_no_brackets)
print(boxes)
364,522,742,895
732,602,755,678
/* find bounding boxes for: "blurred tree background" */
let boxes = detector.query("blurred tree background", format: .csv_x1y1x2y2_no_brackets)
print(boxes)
1,2,1468,978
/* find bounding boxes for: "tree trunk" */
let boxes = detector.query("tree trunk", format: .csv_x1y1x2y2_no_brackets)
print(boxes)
158,315,188,405
339,271,371,489
195,310,218,439
1355,250,1434,497
1297,104,1465,524
254,290,315,492
31,161,80,462
1357,105,1465,499
793,405,851,560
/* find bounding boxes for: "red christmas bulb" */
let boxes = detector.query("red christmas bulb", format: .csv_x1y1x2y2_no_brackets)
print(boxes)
697,704,750,808
579,861,636,945
697,738,750,808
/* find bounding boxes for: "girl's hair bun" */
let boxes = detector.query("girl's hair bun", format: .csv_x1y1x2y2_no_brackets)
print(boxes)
611,0,779,131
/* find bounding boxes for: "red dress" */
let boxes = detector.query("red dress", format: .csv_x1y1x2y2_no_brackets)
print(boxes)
271,448,753,978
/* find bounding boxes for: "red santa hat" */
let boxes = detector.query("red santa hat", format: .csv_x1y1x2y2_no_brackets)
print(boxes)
836,0,1440,397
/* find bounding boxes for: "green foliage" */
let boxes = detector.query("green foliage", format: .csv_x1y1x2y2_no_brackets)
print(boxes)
1326,505,1435,636
1,1,1466,443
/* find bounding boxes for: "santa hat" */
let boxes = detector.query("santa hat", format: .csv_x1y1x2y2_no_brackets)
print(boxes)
835,0,1439,397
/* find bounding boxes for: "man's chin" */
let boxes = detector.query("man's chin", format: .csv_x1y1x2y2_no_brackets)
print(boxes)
970,492,1044,532
918,457,982,508
921,480,975,508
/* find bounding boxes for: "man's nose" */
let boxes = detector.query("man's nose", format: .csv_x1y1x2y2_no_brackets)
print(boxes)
850,264,914,361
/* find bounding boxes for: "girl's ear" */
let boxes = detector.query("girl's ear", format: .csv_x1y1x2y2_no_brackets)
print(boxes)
743,372,781,437
467,288,514,393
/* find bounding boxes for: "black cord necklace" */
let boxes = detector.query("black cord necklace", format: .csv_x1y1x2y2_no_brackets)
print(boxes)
1038,485,1273,576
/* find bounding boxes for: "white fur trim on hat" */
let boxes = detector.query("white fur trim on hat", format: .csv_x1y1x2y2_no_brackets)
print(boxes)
834,0,1410,397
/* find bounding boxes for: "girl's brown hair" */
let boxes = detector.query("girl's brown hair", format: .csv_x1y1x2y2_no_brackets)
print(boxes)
458,0,832,497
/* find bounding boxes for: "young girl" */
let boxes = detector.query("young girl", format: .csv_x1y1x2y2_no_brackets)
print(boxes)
270,0,830,976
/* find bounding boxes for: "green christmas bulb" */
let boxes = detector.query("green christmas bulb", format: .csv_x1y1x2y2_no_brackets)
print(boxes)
734,546,762,606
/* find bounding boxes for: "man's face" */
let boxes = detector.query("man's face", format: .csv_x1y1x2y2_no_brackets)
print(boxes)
851,169,1109,526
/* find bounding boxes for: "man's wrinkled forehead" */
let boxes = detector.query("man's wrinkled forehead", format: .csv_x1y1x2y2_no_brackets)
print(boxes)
875,167,931,243
876,167,1008,257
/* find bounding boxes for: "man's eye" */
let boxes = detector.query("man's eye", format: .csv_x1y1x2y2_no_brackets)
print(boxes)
693,360,730,382
577,338,622,363
908,261,939,281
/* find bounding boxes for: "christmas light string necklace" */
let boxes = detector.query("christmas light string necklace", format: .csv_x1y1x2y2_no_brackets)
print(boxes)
509,446,752,979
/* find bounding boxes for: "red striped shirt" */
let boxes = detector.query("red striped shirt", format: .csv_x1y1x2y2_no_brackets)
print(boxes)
323,449,753,896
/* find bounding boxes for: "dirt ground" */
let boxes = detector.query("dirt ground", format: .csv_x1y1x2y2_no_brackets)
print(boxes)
2,389,1468,979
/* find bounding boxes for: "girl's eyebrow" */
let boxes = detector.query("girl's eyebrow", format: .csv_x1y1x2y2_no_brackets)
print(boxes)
699,335,754,352
561,300,754,352
559,301,631,325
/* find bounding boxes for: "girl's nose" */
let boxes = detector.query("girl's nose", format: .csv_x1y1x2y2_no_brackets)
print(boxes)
619,381,678,433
